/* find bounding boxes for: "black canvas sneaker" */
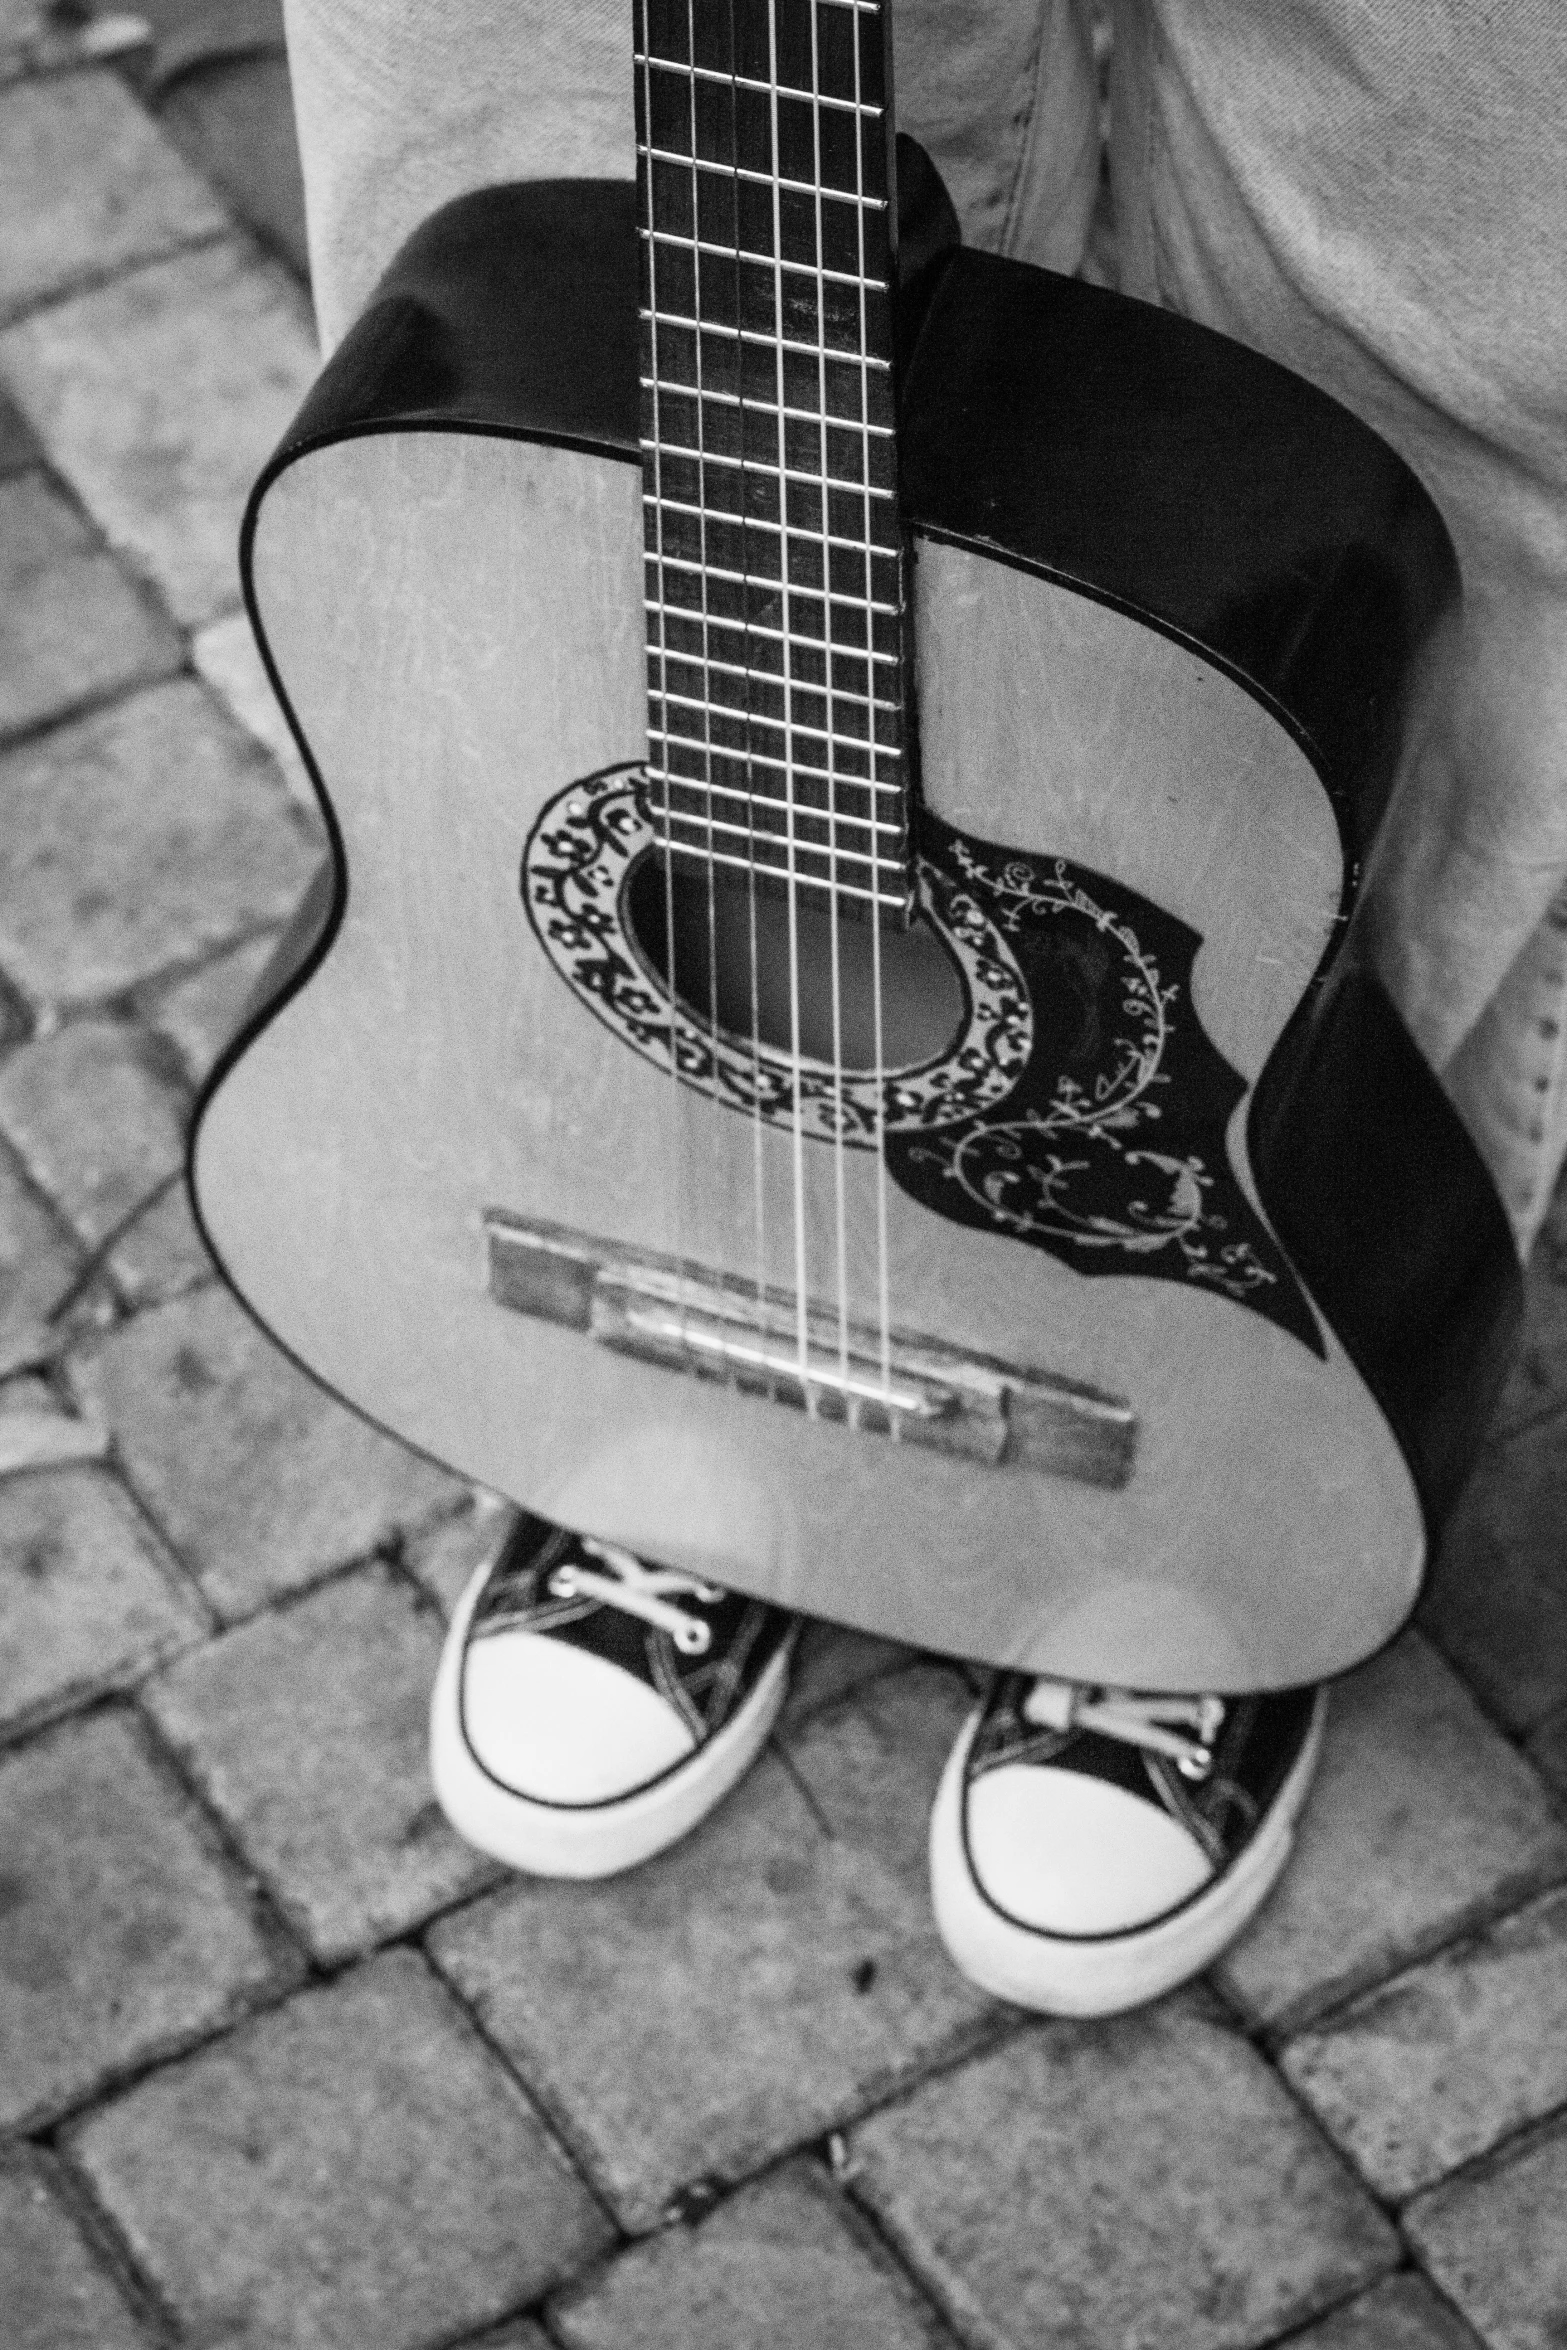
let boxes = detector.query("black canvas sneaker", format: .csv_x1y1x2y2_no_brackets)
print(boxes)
430,1512,797,1879
930,1673,1325,2014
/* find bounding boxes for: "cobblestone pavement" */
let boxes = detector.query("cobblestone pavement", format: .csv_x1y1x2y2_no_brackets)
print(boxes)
4,14,1567,2349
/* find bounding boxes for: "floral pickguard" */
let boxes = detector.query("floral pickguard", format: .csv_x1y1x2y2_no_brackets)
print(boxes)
882,812,1323,1357
522,768,1322,1355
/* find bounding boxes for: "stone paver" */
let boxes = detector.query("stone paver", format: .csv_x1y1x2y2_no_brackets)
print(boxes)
71,1949,613,2350
551,2159,950,2350
1288,2273,1483,2348
429,1667,997,2233
194,607,318,814
0,69,227,318
0,1018,206,1301
0,1465,199,1739
0,236,317,626
1405,2120,1567,2350
146,929,283,1087
1421,1405,1567,1736
850,2008,1398,2350
1217,1632,1567,2032
145,1560,497,1963
0,471,180,741
1281,1883,1567,2203
0,1705,290,2131
0,679,318,1007
73,1284,464,1617
0,1141,81,1372
0,2148,151,2350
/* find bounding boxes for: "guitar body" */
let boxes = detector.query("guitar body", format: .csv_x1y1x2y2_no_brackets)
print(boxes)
191,180,1519,1690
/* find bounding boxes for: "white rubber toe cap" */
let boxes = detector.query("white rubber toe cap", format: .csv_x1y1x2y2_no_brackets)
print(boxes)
462,1630,696,1806
966,1762,1212,1936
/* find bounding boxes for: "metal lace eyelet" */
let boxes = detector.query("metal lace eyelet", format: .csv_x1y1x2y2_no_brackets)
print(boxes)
547,1566,579,1599
673,1619,713,1656
1176,1745,1214,1782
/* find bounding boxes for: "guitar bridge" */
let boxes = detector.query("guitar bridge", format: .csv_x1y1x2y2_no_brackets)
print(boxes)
485,1211,1136,1490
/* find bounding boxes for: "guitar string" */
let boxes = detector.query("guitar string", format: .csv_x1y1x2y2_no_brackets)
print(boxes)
809,0,854,1411
729,0,772,1372
637,6,689,1350
855,0,896,1407
682,0,727,1309
763,0,814,1399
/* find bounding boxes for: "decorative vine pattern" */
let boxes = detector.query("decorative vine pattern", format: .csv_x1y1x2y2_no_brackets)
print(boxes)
896,830,1308,1327
522,765,1031,1144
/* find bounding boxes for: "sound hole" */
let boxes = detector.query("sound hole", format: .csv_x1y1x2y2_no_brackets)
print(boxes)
624,853,966,1073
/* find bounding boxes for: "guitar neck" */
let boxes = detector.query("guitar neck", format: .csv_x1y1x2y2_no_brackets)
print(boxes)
634,0,913,914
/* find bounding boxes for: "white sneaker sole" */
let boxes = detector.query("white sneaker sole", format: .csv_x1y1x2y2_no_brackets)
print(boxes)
929,1692,1326,2017
429,1551,795,1880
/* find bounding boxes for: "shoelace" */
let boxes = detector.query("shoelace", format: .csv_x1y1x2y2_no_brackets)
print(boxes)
546,1538,723,1655
1024,1677,1227,1781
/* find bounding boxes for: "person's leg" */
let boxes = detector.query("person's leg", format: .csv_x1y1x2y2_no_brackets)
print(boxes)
1106,0,1567,1253
281,0,631,353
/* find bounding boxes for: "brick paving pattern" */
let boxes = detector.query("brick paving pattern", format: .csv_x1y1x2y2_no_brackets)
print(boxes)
0,14,1563,2347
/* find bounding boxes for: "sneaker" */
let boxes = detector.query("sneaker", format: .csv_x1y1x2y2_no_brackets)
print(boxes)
429,1512,797,1879
929,1674,1326,2015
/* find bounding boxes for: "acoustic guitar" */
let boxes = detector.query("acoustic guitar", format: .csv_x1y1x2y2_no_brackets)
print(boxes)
191,0,1519,1691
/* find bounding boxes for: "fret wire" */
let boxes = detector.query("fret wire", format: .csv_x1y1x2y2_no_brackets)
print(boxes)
656,808,901,875
654,660,901,716
658,770,902,822
640,373,894,435
645,588,902,662
648,548,897,609
648,310,891,369
659,835,904,886
649,495,896,557
639,436,897,500
661,839,894,910
648,729,903,793
651,711,904,779
656,796,901,846
653,687,902,756
638,142,887,207
645,227,880,297
634,55,883,120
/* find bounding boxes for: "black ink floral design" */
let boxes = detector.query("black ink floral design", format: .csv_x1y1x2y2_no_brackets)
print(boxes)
523,765,1031,1143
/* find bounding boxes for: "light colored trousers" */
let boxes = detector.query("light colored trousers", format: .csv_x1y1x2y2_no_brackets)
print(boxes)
284,0,1567,1255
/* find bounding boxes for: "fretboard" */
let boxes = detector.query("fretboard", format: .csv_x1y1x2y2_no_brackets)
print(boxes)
635,0,910,912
